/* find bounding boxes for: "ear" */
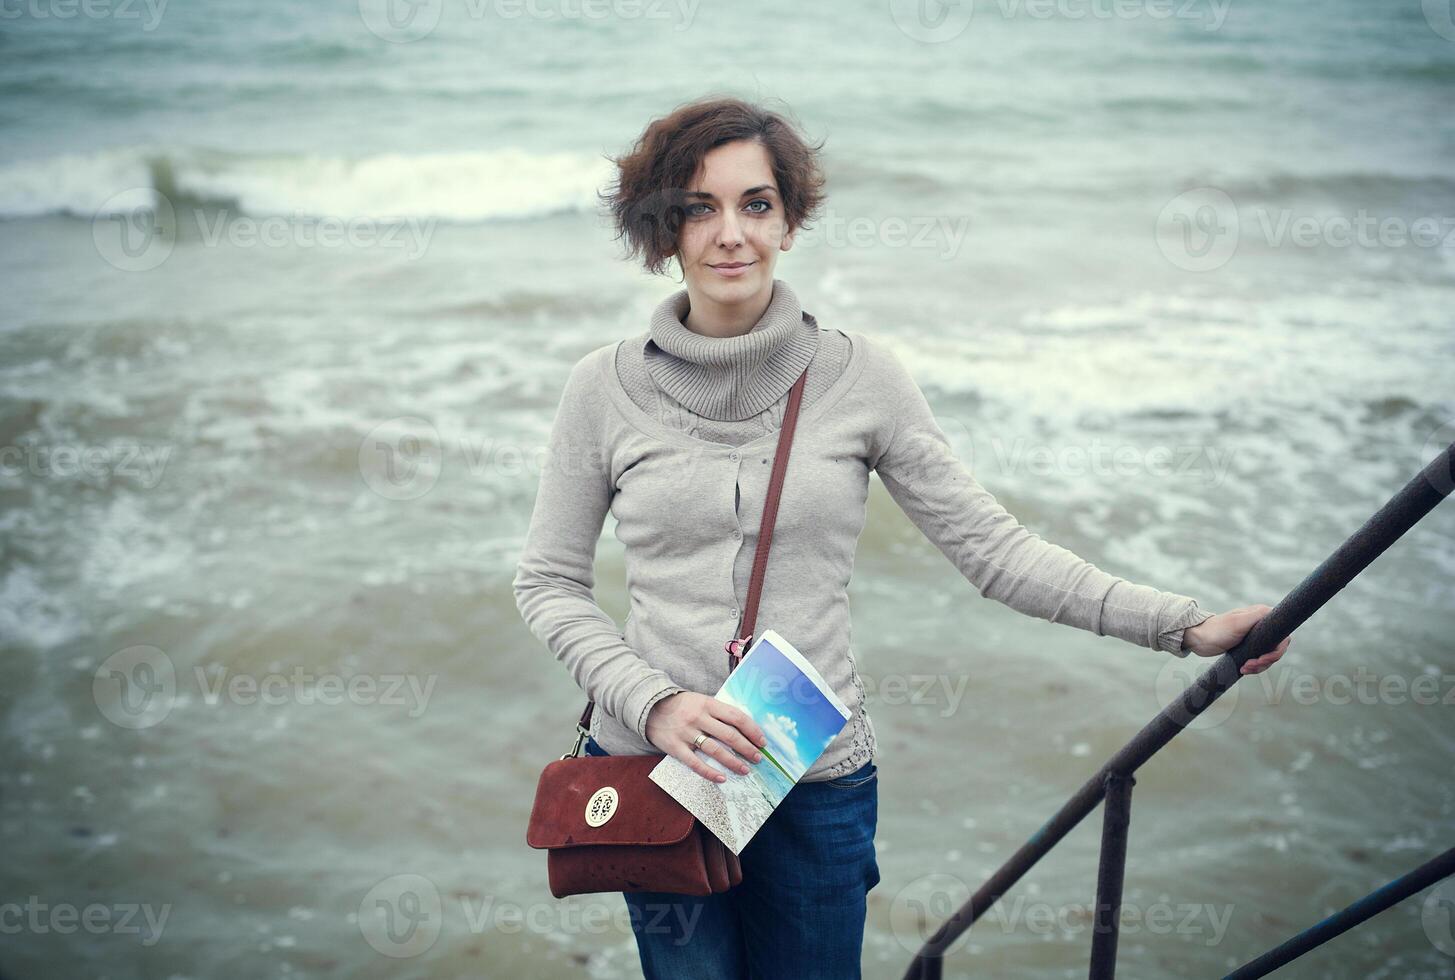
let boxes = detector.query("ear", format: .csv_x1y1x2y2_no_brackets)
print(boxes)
780,224,796,252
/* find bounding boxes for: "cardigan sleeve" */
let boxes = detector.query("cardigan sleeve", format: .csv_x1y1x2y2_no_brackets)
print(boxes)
864,340,1213,656
513,351,686,740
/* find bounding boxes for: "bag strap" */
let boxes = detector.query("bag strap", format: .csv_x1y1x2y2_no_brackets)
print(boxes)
723,367,808,672
567,367,810,757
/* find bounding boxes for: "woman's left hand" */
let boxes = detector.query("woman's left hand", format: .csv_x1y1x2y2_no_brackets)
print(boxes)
1183,604,1294,675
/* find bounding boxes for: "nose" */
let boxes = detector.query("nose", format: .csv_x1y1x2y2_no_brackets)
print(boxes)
717,208,745,248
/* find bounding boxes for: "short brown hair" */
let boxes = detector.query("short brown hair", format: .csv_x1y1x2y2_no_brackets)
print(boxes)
598,94,828,277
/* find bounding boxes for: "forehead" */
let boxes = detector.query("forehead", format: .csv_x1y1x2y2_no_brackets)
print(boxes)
690,140,776,191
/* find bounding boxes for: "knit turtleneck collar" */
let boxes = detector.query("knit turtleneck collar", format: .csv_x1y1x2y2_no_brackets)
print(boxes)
642,278,820,422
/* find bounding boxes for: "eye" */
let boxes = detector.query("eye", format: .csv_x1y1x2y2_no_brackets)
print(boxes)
686,203,712,217
746,199,772,213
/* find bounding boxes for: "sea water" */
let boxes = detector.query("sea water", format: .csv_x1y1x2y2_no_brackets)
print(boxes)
1,1,1452,977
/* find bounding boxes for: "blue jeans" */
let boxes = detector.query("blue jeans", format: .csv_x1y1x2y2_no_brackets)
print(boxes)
583,736,880,979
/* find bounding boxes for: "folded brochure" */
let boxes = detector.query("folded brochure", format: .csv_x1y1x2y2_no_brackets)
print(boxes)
647,628,852,855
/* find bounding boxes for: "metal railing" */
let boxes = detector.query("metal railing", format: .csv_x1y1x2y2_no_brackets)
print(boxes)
902,440,1455,979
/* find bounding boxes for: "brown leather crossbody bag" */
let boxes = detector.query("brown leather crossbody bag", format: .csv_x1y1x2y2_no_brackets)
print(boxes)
525,368,808,898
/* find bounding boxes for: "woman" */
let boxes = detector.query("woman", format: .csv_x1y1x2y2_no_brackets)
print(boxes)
514,95,1293,979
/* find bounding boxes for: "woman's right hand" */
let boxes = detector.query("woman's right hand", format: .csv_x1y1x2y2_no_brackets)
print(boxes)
645,692,768,784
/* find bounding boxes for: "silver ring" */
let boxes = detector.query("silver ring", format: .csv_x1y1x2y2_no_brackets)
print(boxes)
692,732,709,750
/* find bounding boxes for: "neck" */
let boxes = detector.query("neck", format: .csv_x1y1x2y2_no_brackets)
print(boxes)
682,282,774,339
642,278,820,422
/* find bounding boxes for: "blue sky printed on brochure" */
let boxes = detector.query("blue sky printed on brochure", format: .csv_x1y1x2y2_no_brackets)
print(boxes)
717,636,847,782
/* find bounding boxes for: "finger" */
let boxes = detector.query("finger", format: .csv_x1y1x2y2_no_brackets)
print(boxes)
674,742,729,783
702,714,763,770
692,712,756,773
697,731,752,777
1251,646,1286,671
713,702,768,753
694,726,753,776
1242,642,1287,673
675,726,731,782
1239,603,1274,624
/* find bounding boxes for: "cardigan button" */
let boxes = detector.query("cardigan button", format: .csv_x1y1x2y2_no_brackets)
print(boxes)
729,452,739,461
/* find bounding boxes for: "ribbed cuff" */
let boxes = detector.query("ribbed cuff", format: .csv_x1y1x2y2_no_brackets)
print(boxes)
1157,602,1215,658
620,673,687,743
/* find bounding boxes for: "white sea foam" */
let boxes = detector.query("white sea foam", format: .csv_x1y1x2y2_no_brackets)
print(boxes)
0,146,613,222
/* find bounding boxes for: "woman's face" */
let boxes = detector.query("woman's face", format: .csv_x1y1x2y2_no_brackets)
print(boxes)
674,138,795,306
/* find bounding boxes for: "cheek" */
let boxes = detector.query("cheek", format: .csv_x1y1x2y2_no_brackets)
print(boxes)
677,223,710,258
754,218,789,248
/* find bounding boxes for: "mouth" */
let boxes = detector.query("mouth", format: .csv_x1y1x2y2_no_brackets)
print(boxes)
708,261,755,277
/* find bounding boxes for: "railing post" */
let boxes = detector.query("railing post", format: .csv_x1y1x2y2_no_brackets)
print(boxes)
1089,770,1135,979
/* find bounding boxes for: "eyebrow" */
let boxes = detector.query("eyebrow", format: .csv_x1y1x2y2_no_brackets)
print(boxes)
683,185,778,200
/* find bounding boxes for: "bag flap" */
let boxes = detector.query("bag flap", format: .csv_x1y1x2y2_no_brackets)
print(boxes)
526,755,697,849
